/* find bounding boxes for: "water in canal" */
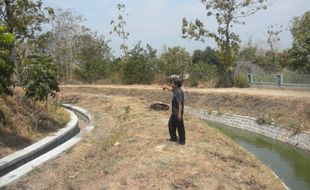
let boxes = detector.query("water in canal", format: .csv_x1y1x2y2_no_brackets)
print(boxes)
207,121,310,190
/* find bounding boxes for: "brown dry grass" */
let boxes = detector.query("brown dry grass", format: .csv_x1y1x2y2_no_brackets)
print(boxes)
7,91,285,190
60,85,310,131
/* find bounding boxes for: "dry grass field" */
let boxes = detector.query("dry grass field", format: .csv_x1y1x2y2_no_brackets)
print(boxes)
6,88,286,189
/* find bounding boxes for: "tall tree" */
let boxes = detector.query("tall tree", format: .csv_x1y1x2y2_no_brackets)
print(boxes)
159,46,191,77
266,24,283,72
289,11,310,74
73,30,112,83
182,0,268,86
122,42,157,84
49,9,84,81
0,0,53,84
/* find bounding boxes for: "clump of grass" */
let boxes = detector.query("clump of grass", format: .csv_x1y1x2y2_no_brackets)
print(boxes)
124,105,130,116
256,114,273,125
304,105,310,119
216,109,223,116
95,107,130,152
0,98,13,128
288,120,302,136
49,100,70,127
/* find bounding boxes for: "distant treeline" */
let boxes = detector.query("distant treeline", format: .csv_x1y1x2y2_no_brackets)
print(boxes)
1,1,309,99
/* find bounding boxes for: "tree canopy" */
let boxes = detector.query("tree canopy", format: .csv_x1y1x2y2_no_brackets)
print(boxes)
289,11,310,74
182,0,269,86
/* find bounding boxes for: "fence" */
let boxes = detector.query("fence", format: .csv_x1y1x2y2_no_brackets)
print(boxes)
247,73,310,87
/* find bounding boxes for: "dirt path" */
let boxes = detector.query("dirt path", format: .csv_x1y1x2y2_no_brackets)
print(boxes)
7,91,285,189
62,84,310,99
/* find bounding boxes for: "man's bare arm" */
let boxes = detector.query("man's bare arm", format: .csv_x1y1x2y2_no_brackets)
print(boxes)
162,85,172,91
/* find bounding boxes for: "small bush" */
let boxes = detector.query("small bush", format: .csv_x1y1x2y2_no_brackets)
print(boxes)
235,74,249,88
50,106,70,127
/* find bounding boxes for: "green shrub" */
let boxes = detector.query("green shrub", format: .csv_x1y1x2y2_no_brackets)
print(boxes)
235,74,249,88
122,57,154,84
21,55,59,102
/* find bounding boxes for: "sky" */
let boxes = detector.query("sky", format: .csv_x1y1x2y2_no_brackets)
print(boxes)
43,0,310,56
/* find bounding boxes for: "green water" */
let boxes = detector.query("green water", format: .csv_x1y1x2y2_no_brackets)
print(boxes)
207,122,310,190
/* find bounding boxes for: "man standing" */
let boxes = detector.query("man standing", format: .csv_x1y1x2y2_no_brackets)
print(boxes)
163,77,185,145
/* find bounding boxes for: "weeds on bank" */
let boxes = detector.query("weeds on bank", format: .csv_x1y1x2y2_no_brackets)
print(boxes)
289,120,303,136
256,114,274,125
95,106,131,152
304,105,310,119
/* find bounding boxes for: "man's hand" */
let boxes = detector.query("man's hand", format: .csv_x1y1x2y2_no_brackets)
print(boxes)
162,86,170,91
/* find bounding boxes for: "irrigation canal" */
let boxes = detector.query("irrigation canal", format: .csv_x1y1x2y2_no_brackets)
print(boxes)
208,122,310,190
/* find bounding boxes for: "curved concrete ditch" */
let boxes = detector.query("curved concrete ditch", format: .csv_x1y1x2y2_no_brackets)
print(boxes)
0,104,93,187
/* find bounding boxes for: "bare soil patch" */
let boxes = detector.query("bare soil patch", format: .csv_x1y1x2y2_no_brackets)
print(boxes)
6,90,285,189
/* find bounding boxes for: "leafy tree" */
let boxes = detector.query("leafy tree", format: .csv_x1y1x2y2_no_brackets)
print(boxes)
238,38,259,61
122,42,157,84
159,46,191,78
289,11,310,74
20,55,59,103
35,9,113,83
239,46,257,61
192,46,220,65
0,0,53,84
0,26,14,95
73,31,112,83
182,0,268,86
188,61,219,87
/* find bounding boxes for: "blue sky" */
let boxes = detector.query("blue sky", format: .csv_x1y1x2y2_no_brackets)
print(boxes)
43,0,310,56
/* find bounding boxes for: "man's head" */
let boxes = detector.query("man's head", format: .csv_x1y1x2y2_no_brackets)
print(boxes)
171,77,183,88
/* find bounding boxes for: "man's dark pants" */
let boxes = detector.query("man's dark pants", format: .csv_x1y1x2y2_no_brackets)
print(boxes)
168,114,185,144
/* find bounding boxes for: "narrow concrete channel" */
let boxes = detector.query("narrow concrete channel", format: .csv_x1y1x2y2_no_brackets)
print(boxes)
0,104,93,187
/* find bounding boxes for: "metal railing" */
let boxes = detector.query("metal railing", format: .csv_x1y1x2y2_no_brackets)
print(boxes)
247,73,310,87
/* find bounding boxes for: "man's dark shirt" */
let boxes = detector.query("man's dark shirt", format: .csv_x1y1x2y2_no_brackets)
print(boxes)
171,87,184,116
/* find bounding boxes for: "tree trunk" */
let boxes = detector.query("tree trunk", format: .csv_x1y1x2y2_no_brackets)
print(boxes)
5,0,20,85
11,44,20,85
224,19,234,87
46,96,49,118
